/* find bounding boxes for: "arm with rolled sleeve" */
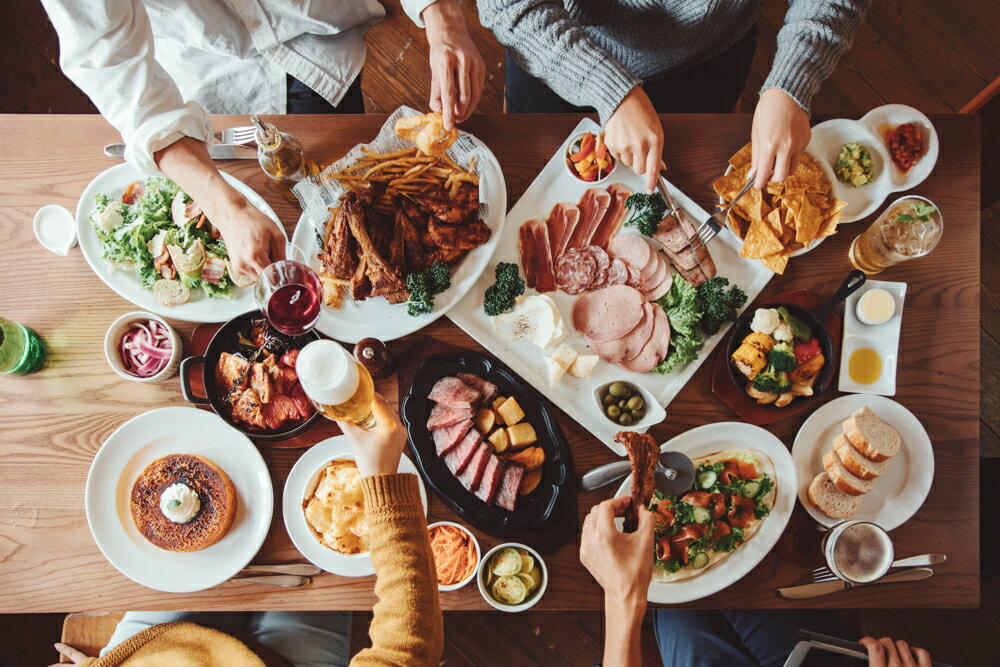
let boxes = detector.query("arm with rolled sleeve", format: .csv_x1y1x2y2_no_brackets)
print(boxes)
401,0,440,27
477,0,641,124
41,0,210,174
761,0,872,113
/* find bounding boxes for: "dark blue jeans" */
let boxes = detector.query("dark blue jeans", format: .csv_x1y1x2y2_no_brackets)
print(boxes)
286,75,364,114
654,609,849,667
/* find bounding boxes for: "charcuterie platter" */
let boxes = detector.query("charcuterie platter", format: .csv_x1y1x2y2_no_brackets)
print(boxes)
449,118,773,454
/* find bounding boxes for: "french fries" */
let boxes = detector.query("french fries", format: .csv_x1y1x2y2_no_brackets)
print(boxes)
325,145,477,199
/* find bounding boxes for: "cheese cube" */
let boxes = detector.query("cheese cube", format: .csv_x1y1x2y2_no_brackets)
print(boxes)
568,354,599,378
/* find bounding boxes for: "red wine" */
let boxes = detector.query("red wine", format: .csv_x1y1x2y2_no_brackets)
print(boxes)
268,283,320,335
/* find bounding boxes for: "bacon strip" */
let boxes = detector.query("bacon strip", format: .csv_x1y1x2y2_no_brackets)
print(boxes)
615,431,659,533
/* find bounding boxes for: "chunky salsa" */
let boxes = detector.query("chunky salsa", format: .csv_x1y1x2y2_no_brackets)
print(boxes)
887,122,924,171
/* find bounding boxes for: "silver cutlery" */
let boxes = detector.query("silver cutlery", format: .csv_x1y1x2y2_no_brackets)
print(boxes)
103,143,258,160
688,176,755,252
230,574,312,587
215,125,257,146
778,567,933,600
240,564,322,577
811,554,946,583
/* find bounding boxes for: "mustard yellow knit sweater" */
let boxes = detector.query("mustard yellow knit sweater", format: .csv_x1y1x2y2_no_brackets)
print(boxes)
82,473,443,667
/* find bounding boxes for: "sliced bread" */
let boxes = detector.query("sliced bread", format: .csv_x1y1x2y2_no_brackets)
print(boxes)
152,278,190,306
823,448,877,496
808,472,862,519
833,433,889,480
842,406,901,462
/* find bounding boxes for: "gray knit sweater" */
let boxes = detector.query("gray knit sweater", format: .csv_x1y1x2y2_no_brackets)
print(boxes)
478,0,871,123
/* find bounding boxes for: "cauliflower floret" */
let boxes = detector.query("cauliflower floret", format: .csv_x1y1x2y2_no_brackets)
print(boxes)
772,321,793,342
750,308,780,335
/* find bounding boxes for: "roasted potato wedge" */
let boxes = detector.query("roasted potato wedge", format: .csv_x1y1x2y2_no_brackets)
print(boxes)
488,428,510,453
474,408,496,434
496,397,525,426
519,468,542,495
504,445,545,470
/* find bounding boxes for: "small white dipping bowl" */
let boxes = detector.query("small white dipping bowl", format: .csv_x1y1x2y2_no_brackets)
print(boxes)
104,311,181,382
592,380,667,432
427,521,481,592
477,542,547,612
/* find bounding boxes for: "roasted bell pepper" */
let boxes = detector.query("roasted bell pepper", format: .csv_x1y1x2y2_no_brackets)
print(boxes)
569,132,596,162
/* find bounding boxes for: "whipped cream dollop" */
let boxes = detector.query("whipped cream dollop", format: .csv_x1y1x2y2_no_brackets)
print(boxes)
159,482,201,524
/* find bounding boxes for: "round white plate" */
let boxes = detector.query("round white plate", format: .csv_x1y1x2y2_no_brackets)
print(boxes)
809,104,939,224
291,133,506,343
85,407,273,592
282,436,427,577
793,394,933,531
76,162,286,323
613,422,797,604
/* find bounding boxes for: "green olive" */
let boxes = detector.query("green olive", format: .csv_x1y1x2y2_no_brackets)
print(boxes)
606,405,621,419
622,385,633,398
602,393,617,406
608,382,628,397
626,396,644,411
618,399,628,410
618,412,633,425
631,409,645,420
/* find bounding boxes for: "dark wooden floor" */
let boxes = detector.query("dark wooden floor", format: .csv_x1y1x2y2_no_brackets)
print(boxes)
1,1,997,666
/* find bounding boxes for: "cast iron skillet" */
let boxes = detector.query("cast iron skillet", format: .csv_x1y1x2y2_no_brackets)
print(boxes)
727,270,866,402
179,310,321,441
400,352,578,553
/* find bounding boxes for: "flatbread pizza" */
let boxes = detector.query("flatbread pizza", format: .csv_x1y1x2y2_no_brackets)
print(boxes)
649,449,776,583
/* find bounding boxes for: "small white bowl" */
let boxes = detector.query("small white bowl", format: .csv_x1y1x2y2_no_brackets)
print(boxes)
564,130,618,185
477,542,547,612
104,311,181,382
592,380,667,432
33,204,77,256
427,521,481,592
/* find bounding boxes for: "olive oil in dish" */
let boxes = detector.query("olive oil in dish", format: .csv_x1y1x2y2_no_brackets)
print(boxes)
848,348,882,385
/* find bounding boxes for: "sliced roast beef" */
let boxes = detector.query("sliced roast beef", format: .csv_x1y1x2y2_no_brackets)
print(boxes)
428,376,481,409
458,443,492,491
427,404,474,430
432,419,474,455
443,429,482,475
475,455,504,504
456,373,498,405
494,464,525,511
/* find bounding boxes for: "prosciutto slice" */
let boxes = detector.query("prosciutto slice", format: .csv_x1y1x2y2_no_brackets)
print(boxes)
518,219,556,292
546,202,580,260
566,188,612,249
589,183,633,249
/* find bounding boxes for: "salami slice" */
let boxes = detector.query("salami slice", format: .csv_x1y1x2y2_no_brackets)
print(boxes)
555,248,597,295
605,258,629,287
588,245,611,289
625,264,644,290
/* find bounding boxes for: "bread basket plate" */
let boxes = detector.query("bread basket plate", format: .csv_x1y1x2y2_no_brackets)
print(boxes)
85,407,273,592
792,395,933,530
282,436,427,577
76,162,286,323
612,422,796,604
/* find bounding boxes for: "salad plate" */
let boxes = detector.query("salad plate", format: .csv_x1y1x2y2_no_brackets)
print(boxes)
76,162,286,323
84,407,273,592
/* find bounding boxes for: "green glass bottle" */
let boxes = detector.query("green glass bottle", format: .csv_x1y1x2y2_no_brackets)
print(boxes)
0,318,47,375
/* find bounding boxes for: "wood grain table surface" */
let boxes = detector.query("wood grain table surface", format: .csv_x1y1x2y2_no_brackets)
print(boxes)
0,113,980,612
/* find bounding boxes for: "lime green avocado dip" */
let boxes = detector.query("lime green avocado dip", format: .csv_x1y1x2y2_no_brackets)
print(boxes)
835,141,876,187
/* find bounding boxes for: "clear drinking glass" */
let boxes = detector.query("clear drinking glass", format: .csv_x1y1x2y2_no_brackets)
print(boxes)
254,245,323,336
821,520,894,584
848,196,942,275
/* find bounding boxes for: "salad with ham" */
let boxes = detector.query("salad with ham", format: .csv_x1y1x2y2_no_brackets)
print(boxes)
89,177,245,306
117,319,173,378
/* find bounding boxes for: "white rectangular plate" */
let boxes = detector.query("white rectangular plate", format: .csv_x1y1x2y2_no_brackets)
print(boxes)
448,119,772,455
838,280,906,396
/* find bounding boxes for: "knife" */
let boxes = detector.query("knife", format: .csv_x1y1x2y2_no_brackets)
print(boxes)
103,143,257,160
240,564,322,576
778,567,934,600
229,574,312,587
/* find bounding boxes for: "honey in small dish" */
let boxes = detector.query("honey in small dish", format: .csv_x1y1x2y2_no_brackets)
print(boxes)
848,348,882,385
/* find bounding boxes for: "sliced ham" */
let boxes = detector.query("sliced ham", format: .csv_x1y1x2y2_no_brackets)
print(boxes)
494,464,525,511
608,233,652,274
475,455,504,504
456,373,498,405
428,376,481,409
589,183,633,249
566,188,612,249
432,419,474,455
546,202,580,260
642,252,668,289
621,305,672,373
591,302,657,363
572,284,645,342
427,404,474,431
458,443,492,491
443,429,482,475
643,264,674,302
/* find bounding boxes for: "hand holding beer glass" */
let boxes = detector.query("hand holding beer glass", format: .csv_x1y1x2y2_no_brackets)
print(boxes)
296,340,377,429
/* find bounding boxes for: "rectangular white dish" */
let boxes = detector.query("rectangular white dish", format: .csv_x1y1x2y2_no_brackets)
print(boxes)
838,280,907,396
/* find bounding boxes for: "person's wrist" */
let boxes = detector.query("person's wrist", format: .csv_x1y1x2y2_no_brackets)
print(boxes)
605,586,647,619
422,0,463,37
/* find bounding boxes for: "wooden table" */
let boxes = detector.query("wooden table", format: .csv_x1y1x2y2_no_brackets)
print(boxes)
0,114,980,612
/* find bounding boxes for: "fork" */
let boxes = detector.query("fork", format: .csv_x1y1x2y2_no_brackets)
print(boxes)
214,125,257,146
688,176,755,253
812,553,947,582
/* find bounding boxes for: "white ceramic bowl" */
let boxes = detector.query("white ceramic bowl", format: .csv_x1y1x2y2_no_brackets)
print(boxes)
563,130,618,185
477,542,547,612
591,380,667,432
104,311,181,382
427,521,481,592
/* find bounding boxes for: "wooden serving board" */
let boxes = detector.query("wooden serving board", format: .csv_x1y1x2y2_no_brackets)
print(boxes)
711,289,842,426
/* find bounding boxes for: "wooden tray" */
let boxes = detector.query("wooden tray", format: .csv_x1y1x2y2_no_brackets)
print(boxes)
711,289,842,426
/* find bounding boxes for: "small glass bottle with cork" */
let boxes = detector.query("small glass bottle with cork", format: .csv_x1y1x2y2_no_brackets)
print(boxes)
251,114,317,197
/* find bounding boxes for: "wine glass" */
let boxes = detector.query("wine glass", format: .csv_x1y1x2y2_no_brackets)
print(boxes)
254,244,323,336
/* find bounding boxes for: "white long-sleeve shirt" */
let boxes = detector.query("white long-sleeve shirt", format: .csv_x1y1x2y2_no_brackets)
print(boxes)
41,1,436,174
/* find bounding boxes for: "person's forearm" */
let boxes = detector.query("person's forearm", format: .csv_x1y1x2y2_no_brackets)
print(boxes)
422,0,462,33
153,138,248,234
603,596,646,667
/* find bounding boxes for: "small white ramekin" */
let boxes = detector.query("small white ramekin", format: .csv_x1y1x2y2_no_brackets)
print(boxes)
104,311,182,382
427,521,481,592
477,542,547,612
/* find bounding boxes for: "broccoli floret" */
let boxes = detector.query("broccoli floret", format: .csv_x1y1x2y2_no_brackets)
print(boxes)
483,262,525,316
751,365,791,394
696,277,748,335
767,341,798,372
404,261,452,317
623,192,667,237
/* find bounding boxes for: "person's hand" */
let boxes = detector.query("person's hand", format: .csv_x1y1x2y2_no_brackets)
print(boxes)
750,88,811,190
604,86,665,192
208,195,286,282
859,637,932,667
424,0,485,130
48,642,91,666
338,393,407,477
580,496,655,604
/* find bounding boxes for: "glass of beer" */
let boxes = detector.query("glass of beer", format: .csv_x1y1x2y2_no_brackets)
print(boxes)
295,339,376,429
0,318,47,375
848,196,942,275
821,521,894,584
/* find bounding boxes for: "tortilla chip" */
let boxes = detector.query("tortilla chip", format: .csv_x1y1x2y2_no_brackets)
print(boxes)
765,180,785,197
783,153,828,194
741,219,785,259
793,197,824,244
734,186,767,225
764,207,784,237
729,142,753,169
818,210,844,238
713,163,750,200
761,251,789,274
728,210,749,239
